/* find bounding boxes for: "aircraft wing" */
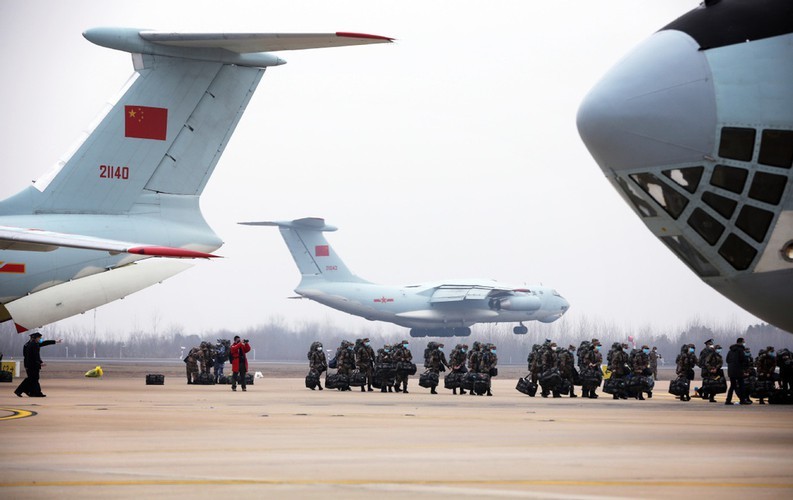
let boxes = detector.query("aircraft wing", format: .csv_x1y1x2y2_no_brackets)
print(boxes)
428,284,528,304
0,225,218,258
139,31,394,53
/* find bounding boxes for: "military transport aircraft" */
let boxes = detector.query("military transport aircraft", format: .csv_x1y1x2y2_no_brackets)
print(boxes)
242,218,569,337
577,0,793,332
0,28,392,333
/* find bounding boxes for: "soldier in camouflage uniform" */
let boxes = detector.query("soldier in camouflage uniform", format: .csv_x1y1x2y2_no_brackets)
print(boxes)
539,341,559,398
527,344,542,384
755,346,776,405
199,341,214,375
335,340,355,391
557,344,577,398
479,343,498,396
467,342,483,396
184,346,201,384
393,340,413,393
213,339,230,383
376,344,396,393
630,345,651,400
699,343,723,402
308,341,327,390
581,339,602,398
675,344,697,401
424,342,449,394
449,344,468,395
649,346,662,380
608,343,630,399
698,339,715,379
355,338,376,392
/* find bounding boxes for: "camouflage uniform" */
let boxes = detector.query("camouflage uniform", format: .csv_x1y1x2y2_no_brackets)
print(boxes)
557,345,577,398
630,345,651,400
649,347,662,379
336,340,356,377
199,341,214,375
778,348,792,393
423,342,448,394
449,344,469,395
700,344,723,402
608,344,630,399
308,341,327,390
479,344,498,396
355,338,376,392
581,340,603,398
675,344,697,401
539,342,559,397
184,346,201,384
755,347,776,404
527,344,542,384
393,340,413,393
376,344,396,393
698,339,715,379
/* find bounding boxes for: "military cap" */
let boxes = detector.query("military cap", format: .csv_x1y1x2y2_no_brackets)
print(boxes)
29,331,42,338
705,338,714,345
591,338,600,345
641,345,649,349
568,344,576,350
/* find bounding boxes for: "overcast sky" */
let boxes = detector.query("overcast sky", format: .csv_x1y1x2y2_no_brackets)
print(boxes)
0,0,763,339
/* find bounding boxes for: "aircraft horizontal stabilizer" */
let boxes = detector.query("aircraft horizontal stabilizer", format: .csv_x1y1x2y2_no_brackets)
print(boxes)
6,260,193,332
0,226,219,258
140,31,394,52
239,218,337,232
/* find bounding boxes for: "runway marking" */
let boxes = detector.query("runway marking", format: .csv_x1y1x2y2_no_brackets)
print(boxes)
0,408,37,421
1,479,791,489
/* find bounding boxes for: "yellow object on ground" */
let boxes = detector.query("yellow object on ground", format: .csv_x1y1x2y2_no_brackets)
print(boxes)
602,365,611,380
85,366,103,378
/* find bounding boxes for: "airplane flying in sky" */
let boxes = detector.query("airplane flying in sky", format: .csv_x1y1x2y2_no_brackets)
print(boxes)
577,0,793,333
243,217,569,337
0,27,392,333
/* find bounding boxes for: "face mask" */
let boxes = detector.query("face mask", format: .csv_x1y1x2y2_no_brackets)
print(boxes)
688,348,694,353
490,349,496,353
316,347,322,351
716,349,722,354
596,346,602,351
37,338,43,344
643,349,649,354
403,344,409,348
770,352,776,357
365,342,370,347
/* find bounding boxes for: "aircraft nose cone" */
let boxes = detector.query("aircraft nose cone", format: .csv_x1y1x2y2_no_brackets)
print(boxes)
577,30,718,173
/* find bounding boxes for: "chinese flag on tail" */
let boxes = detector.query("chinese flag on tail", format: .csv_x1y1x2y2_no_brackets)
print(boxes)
124,105,168,140
315,245,329,257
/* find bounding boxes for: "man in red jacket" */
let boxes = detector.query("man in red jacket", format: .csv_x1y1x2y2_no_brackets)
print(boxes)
230,336,251,392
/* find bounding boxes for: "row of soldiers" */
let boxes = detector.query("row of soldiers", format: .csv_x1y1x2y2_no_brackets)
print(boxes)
307,339,498,395
184,339,231,384
675,338,793,404
525,339,660,400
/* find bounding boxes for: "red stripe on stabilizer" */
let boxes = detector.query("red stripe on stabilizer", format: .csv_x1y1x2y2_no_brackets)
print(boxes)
128,247,220,258
15,323,28,334
336,32,394,41
0,263,25,273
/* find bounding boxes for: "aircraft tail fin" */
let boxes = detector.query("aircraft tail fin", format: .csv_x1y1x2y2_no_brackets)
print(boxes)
241,218,366,283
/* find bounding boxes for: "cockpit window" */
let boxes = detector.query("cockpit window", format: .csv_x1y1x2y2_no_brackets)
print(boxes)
615,176,657,218
662,166,703,194
719,233,757,271
748,171,787,205
629,173,688,219
688,208,725,246
718,127,756,162
735,205,774,243
710,165,748,194
759,129,793,169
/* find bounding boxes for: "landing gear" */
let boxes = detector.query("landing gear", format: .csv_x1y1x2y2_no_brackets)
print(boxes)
513,323,528,335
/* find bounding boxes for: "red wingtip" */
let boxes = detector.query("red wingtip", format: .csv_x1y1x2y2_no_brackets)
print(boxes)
15,323,28,334
128,246,220,259
336,32,394,42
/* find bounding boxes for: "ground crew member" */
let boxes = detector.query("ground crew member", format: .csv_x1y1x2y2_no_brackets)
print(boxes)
14,332,62,398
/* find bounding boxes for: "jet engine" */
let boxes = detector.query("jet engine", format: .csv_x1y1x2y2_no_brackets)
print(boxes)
490,295,541,312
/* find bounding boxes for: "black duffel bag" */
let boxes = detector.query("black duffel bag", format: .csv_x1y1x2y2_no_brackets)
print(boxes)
539,368,562,389
516,376,538,397
472,373,491,395
419,371,439,388
489,367,498,377
145,374,164,385
750,379,775,399
305,370,320,389
326,373,349,390
603,377,627,394
444,372,463,389
559,378,572,396
397,362,417,376
349,370,367,387
668,376,690,396
702,375,727,395
328,356,338,369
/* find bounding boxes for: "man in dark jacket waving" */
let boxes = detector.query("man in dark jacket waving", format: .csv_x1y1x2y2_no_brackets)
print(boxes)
15,332,62,397
725,338,752,405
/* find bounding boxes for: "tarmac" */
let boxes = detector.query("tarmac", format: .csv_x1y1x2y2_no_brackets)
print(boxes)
1,360,792,499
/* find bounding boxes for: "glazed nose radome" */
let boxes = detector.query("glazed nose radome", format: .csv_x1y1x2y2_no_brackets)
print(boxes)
577,30,718,173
